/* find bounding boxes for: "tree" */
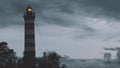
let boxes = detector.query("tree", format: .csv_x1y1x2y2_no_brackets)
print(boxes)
0,42,17,68
39,51,66,68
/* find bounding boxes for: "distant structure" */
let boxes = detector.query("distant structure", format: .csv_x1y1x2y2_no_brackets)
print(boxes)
104,47,120,64
104,53,111,63
117,49,120,63
23,6,36,68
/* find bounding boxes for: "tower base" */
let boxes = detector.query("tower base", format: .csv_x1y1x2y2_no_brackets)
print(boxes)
23,51,36,68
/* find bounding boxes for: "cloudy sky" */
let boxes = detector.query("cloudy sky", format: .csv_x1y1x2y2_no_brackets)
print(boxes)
1,0,120,59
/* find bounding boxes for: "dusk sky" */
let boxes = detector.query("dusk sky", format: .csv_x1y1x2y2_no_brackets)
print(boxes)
1,0,120,59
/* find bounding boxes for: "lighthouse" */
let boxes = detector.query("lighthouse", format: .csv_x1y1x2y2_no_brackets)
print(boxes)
23,6,36,68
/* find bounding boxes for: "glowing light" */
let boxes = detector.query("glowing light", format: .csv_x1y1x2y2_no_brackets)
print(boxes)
28,8,32,12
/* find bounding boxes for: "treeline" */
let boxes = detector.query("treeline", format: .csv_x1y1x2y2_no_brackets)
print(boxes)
0,42,66,68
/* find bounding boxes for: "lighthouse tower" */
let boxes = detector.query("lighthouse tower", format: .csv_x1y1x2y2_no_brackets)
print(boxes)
23,6,36,68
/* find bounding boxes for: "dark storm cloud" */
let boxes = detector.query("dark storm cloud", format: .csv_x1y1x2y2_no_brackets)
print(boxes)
0,0,26,27
80,0,120,13
78,0,120,19
1,0,120,28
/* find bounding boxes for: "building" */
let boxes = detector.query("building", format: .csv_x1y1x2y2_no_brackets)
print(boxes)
104,53,111,63
23,6,36,68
